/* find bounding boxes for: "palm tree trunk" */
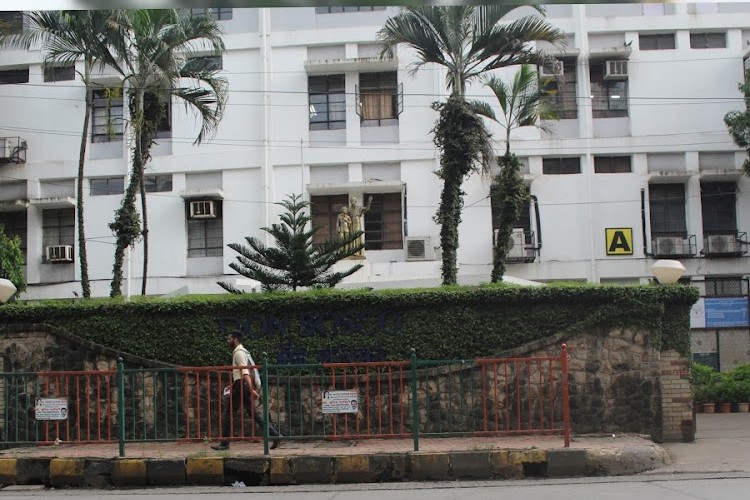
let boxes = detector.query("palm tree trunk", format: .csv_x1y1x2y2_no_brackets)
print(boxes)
77,61,92,298
139,157,148,295
438,166,463,286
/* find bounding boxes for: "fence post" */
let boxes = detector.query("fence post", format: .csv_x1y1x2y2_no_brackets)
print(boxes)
561,344,570,448
117,357,125,457
410,348,419,452
262,352,270,456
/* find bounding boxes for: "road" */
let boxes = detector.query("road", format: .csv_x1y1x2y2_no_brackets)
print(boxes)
3,475,750,500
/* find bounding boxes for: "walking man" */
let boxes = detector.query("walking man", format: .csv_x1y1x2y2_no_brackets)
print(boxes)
212,331,281,450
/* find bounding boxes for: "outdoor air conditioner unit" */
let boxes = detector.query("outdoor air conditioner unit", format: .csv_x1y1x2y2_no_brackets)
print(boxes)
189,200,216,219
539,60,563,78
604,60,629,80
0,139,10,160
745,58,750,72
405,236,436,261
653,236,683,256
706,234,738,254
46,245,74,263
507,228,527,259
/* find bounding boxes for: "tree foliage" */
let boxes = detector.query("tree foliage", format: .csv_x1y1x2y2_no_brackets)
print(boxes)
490,153,529,282
219,194,365,292
724,71,750,176
0,225,26,301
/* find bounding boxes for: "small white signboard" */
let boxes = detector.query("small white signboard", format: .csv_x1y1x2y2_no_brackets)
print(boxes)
322,390,359,414
35,398,68,421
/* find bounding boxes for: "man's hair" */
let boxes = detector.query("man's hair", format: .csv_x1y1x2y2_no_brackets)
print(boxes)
228,331,242,342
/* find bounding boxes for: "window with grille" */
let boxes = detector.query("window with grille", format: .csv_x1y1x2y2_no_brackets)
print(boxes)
701,182,737,234
42,208,75,250
144,175,173,193
543,157,581,175
540,59,577,119
594,156,632,173
590,62,628,118
0,68,29,85
705,277,745,297
0,11,23,34
363,193,403,250
44,65,75,82
649,184,687,236
315,7,386,13
639,34,675,50
359,72,398,126
309,75,346,130
0,211,27,256
91,88,123,143
690,32,726,49
90,177,124,196
189,8,232,20
187,201,223,257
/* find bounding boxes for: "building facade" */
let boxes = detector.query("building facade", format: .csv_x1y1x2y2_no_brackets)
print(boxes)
1,4,749,365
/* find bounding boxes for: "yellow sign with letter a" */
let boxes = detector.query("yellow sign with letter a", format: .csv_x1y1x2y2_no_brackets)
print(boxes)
605,228,633,255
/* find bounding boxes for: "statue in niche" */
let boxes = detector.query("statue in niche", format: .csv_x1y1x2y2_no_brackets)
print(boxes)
348,196,372,257
336,205,353,251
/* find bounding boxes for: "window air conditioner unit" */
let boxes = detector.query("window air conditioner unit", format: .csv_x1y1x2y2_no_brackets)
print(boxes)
405,236,435,261
706,234,738,254
507,228,527,259
189,200,216,219
652,236,683,256
46,244,74,263
539,60,563,78
604,60,628,80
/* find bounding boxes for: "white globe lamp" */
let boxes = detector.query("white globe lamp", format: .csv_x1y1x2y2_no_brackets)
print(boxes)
0,277,16,303
651,259,686,284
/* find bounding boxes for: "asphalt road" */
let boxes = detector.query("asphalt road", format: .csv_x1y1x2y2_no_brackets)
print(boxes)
3,476,750,500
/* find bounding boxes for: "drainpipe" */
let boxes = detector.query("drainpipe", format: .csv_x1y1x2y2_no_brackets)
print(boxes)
531,195,542,252
641,188,650,256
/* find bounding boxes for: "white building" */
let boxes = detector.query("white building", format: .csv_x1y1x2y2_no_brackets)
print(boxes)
0,3,748,318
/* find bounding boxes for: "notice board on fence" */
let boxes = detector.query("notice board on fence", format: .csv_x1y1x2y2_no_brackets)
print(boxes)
35,398,68,420
322,390,359,414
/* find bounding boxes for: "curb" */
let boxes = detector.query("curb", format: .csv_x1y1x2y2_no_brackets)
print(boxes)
0,447,669,488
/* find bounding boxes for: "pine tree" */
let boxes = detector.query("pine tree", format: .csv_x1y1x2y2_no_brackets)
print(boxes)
219,194,365,292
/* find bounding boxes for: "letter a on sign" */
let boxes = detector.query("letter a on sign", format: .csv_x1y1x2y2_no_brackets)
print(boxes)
605,228,633,255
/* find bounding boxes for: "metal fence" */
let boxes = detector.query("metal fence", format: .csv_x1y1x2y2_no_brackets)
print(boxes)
1,346,569,455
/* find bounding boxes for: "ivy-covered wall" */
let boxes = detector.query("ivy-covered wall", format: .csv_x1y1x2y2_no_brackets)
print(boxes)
0,285,698,366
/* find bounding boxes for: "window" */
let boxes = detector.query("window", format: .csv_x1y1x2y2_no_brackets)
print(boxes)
590,62,628,118
0,211,27,256
0,11,23,34
705,277,744,297
594,156,632,173
42,208,75,254
358,72,399,126
690,32,726,49
649,184,687,236
189,8,232,20
543,157,581,175
0,68,29,85
701,182,737,234
311,194,349,246
309,75,346,130
91,87,124,143
183,55,222,73
187,201,223,257
540,59,577,119
44,65,75,82
145,92,171,138
144,174,173,193
315,6,386,13
363,193,403,250
639,34,675,50
90,177,124,196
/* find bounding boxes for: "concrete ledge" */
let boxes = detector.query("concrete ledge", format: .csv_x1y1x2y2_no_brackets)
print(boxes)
409,453,450,481
369,454,406,482
489,450,523,479
225,458,269,486
547,449,586,477
450,451,491,479
16,458,49,485
269,457,294,485
49,458,85,487
333,455,372,483
147,459,185,486
82,460,111,489
586,445,670,476
0,458,17,485
111,459,147,487
186,457,223,485
294,456,333,484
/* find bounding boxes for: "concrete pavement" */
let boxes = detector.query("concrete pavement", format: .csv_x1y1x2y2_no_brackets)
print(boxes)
0,413,747,488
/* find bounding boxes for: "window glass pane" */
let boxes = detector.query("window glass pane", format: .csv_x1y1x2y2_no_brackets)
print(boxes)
44,65,76,82
649,184,687,234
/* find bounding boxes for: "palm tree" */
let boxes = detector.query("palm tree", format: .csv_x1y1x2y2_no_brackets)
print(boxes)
0,11,121,298
107,9,227,297
484,65,558,281
378,5,563,285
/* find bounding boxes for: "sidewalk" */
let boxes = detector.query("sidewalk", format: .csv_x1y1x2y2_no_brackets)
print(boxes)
1,414,746,488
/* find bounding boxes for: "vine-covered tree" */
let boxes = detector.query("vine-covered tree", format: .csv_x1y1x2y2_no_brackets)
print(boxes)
218,194,365,292
485,65,558,281
378,5,563,285
0,225,26,301
724,71,750,176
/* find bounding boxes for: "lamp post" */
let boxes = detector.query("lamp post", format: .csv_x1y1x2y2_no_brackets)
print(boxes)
651,259,686,284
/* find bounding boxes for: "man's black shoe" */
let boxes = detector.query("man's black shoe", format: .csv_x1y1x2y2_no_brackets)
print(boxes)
270,438,281,450
211,443,229,451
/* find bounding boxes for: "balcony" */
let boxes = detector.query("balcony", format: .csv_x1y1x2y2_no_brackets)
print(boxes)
651,234,697,258
0,137,27,165
702,232,748,258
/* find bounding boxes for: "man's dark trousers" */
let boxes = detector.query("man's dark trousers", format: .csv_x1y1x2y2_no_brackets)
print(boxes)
219,379,280,446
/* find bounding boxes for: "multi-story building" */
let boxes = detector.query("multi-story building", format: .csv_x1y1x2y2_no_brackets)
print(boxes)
1,4,749,366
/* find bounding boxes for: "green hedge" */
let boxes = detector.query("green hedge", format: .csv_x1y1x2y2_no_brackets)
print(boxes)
0,284,698,366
